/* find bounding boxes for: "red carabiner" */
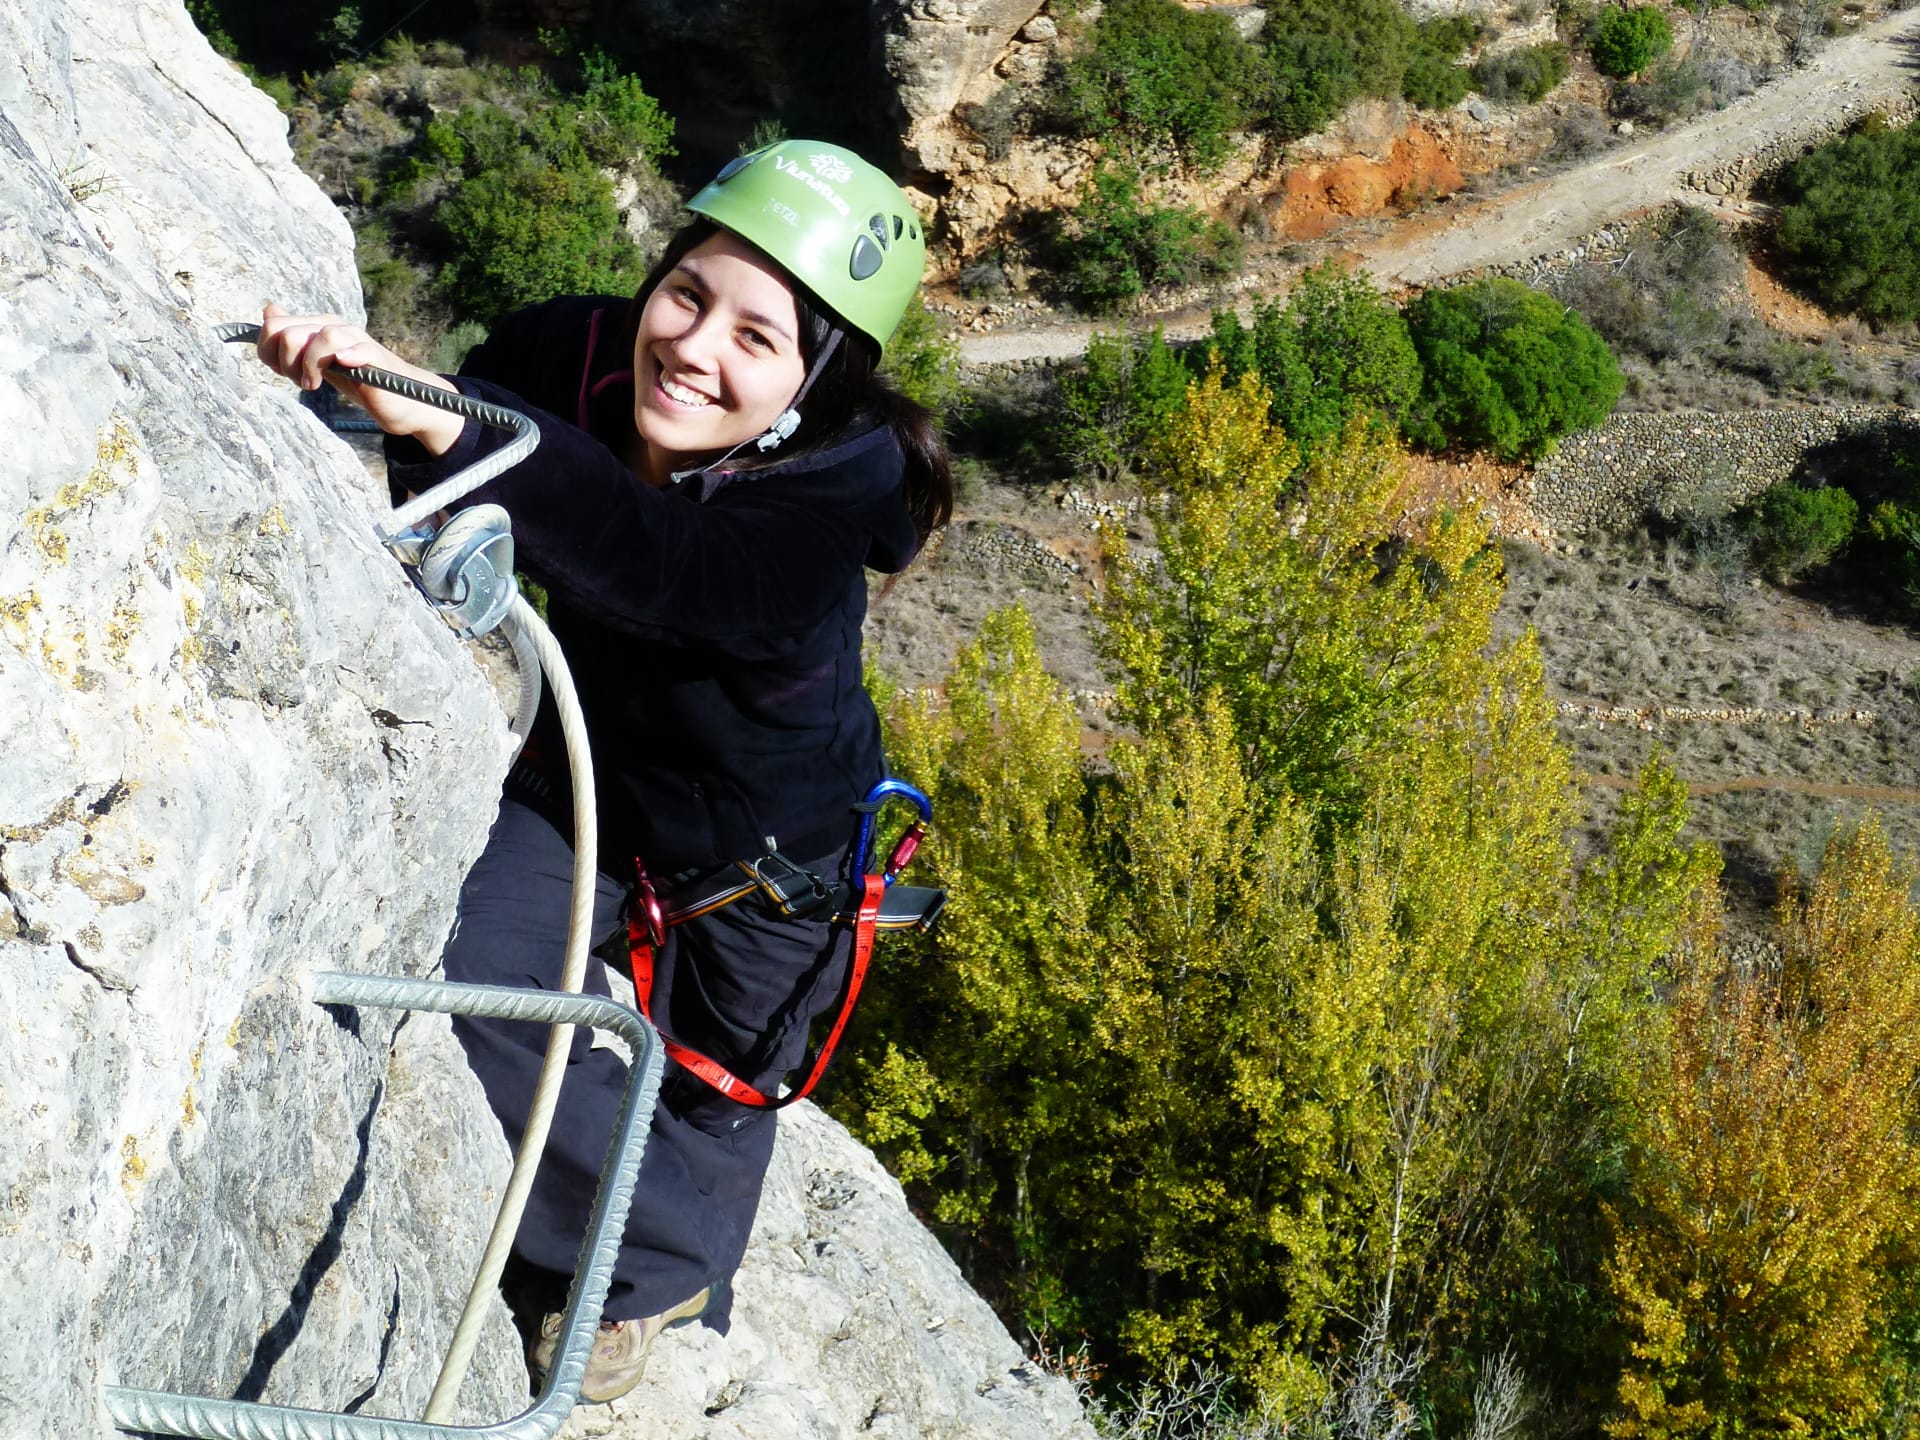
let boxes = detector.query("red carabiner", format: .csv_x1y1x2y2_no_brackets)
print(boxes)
632,859,665,949
884,821,925,882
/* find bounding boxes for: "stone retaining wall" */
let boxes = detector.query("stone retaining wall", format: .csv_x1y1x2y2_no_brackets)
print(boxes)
1686,92,1920,197
1558,700,1878,731
1531,405,1920,534
932,518,1084,588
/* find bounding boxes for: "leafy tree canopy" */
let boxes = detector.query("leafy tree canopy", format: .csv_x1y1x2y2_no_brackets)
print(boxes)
1058,327,1195,483
839,374,1728,1423
1775,122,1920,324
1608,820,1920,1437
1208,262,1421,456
1405,277,1624,459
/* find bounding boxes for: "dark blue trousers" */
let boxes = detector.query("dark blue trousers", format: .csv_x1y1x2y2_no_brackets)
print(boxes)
443,799,854,1327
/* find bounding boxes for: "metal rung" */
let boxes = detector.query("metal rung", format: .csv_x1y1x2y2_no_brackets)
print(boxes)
104,972,664,1440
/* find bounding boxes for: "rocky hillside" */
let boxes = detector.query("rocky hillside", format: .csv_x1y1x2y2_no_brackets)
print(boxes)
0,2,1089,1436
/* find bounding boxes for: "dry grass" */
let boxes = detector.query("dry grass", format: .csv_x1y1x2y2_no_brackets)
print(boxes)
1496,530,1920,925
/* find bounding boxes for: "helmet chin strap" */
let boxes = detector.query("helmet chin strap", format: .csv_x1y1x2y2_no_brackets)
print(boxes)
670,328,844,486
755,328,843,453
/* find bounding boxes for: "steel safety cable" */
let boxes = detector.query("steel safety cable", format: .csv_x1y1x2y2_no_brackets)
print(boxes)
217,323,607,1421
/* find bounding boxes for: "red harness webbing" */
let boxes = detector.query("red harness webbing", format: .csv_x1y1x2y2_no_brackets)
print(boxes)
626,872,885,1109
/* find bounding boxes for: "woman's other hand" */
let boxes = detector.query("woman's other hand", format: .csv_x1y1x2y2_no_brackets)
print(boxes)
255,304,466,456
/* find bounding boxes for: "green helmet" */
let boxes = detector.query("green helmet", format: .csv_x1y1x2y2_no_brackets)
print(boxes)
686,139,927,356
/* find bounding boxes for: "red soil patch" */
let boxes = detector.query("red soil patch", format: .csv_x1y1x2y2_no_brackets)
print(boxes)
1272,126,1466,240
1743,253,1839,340
1396,450,1552,545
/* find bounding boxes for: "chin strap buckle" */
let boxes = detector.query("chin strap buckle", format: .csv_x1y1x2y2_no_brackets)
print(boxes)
754,408,801,452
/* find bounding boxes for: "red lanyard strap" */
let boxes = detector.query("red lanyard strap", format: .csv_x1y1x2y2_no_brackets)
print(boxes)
626,873,885,1109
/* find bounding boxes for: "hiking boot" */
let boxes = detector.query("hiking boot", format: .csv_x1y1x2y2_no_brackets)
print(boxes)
529,1285,713,1404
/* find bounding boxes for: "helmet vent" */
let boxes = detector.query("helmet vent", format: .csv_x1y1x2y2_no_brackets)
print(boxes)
892,216,905,239
867,214,891,251
849,234,884,281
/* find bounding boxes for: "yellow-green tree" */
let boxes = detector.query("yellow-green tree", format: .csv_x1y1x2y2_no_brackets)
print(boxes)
1098,368,1507,823
839,370,1718,1422
1607,819,1920,1437
849,607,1099,1272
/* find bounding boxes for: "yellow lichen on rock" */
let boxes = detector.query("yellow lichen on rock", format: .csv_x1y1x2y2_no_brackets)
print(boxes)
24,414,140,565
0,591,43,644
119,1135,146,1195
106,597,143,666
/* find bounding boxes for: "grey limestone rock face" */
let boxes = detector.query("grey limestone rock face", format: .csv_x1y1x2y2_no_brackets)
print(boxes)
561,1103,1096,1440
875,0,1048,169
1,0,523,1434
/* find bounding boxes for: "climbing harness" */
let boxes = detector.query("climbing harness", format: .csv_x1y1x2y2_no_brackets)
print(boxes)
626,781,945,1109
105,326,647,1440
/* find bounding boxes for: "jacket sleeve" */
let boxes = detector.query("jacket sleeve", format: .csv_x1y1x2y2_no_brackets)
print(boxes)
385,375,875,655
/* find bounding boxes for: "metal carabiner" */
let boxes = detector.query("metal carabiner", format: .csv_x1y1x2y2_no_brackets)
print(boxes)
414,504,520,640
853,779,934,886
631,862,666,950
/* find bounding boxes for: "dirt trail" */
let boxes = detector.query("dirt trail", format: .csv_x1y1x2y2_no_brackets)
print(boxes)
959,9,1920,367
1586,773,1920,804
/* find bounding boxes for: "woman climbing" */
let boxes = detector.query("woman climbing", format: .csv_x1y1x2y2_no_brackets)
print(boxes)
252,140,951,1403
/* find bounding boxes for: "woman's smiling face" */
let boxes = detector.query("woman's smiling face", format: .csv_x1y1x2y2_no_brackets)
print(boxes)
631,230,808,485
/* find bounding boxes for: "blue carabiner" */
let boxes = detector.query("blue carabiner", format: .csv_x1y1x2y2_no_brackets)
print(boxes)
854,778,934,885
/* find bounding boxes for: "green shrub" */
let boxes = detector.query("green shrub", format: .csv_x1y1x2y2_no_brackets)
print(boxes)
1255,0,1483,134
1264,0,1411,105
1471,42,1571,105
1744,481,1858,581
1589,5,1674,78
1611,54,1713,126
880,298,967,420
1264,31,1361,139
1058,327,1194,481
1860,499,1920,610
1053,0,1267,168
576,47,677,168
185,0,238,56
1402,50,1473,109
435,123,640,323
1406,276,1624,459
428,320,490,374
1402,16,1480,109
1057,165,1241,311
1775,123,1920,325
1208,261,1421,454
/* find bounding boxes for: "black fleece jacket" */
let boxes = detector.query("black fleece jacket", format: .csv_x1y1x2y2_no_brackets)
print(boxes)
385,295,920,873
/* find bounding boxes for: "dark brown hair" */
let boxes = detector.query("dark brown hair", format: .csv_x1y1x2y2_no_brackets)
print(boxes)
627,220,953,549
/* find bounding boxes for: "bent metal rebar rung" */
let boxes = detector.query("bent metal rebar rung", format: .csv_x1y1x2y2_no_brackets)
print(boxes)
102,973,664,1440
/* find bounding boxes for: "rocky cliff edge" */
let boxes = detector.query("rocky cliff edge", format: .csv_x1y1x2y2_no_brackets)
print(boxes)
0,2,1090,1437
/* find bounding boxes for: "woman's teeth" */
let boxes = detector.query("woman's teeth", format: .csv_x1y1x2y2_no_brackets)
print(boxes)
660,377,712,408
